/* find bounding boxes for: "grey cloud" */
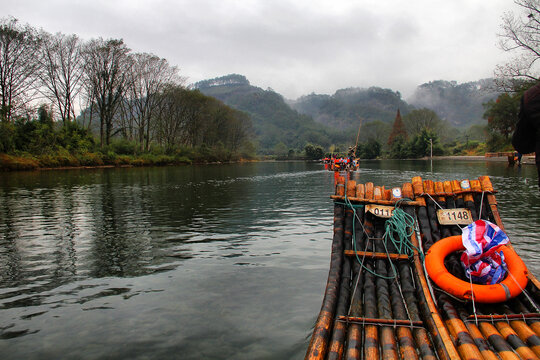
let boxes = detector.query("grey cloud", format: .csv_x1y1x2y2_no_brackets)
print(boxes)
0,0,515,99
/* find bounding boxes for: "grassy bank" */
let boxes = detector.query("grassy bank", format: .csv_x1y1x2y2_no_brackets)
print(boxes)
0,152,197,171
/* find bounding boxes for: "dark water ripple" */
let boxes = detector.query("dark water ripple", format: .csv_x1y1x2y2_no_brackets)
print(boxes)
0,160,538,359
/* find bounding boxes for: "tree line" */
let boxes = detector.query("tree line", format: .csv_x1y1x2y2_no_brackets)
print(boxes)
0,17,254,168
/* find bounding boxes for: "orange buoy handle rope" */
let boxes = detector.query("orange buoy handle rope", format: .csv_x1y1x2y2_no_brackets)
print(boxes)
425,235,528,303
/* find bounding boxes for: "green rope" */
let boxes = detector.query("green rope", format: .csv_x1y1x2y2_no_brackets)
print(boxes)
341,194,398,279
338,194,423,280
383,207,416,257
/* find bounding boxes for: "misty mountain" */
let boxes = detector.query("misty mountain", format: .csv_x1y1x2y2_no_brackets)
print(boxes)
289,87,414,130
193,74,348,152
407,79,499,127
192,74,498,152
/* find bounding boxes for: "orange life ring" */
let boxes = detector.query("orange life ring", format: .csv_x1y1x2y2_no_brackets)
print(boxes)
425,235,528,303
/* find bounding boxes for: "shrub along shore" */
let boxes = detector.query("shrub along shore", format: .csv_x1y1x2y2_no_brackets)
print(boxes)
0,150,263,171
0,152,192,171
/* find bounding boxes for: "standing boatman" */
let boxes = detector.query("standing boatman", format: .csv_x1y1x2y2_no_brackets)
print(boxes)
513,82,540,189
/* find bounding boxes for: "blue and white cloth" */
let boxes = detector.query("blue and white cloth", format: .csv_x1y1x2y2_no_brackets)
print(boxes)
460,219,509,285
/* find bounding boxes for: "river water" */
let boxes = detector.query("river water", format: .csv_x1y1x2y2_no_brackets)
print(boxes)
0,160,538,359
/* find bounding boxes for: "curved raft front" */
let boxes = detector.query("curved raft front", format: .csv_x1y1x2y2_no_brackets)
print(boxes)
305,176,540,360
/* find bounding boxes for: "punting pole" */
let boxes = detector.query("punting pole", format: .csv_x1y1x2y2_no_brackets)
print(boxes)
305,181,346,360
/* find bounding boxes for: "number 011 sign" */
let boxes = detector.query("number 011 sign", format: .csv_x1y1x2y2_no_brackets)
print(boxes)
436,208,473,225
365,204,395,218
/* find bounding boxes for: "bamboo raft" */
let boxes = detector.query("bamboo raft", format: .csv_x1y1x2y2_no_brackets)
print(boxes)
306,175,540,360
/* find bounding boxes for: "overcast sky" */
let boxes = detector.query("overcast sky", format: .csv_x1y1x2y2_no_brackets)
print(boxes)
1,0,520,100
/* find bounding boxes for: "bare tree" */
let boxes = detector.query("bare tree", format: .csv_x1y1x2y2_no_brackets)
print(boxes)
125,53,182,151
83,38,130,146
0,17,41,122
38,32,85,126
496,0,540,90
154,85,185,149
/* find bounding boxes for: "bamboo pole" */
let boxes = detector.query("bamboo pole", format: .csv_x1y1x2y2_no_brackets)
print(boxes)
438,294,486,360
411,177,434,251
388,273,420,359
478,176,501,227
305,202,345,360
329,195,423,206
507,318,540,357
345,196,368,359
461,179,478,220
373,222,399,360
423,180,442,244
362,261,379,359
457,308,499,360
336,176,346,197
359,184,379,360
493,319,539,359
477,320,521,360
510,300,540,343
327,202,354,360
345,182,369,359
343,250,409,260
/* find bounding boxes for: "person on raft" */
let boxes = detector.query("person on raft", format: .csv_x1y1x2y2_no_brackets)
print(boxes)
513,82,540,189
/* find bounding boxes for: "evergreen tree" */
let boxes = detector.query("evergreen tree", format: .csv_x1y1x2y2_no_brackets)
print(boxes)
387,109,408,146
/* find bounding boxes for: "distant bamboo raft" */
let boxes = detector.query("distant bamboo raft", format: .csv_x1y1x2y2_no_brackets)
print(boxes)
305,175,540,360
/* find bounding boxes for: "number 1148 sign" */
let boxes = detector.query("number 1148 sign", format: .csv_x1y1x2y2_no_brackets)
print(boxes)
436,208,473,225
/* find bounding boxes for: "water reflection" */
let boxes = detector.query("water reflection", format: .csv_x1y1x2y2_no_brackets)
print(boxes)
0,164,333,300
0,160,538,359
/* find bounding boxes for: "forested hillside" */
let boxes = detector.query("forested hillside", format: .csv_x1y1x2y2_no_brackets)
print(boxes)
194,74,349,153
290,87,413,129
194,74,497,155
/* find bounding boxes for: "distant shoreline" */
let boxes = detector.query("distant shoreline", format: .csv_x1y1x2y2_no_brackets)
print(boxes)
421,155,535,164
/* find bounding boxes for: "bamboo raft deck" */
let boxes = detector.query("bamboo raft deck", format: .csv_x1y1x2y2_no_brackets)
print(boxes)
306,175,540,360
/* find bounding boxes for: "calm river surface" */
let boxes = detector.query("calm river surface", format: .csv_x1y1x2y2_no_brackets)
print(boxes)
0,160,539,359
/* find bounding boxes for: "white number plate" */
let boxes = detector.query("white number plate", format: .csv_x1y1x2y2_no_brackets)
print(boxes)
437,208,473,225
366,204,395,218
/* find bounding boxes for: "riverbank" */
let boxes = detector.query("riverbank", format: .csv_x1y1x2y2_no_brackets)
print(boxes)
2,153,536,172
0,152,260,171
424,154,536,164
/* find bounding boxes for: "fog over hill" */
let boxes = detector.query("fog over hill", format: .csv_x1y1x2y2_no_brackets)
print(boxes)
192,74,499,151
406,79,499,127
